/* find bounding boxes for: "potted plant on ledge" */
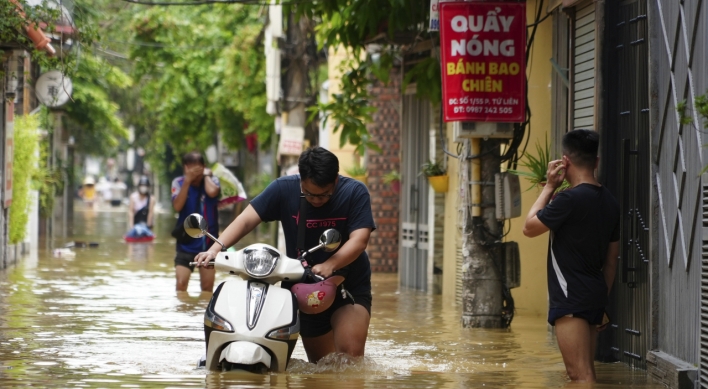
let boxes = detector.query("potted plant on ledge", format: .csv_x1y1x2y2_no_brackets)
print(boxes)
421,160,448,193
507,136,570,194
345,164,368,185
383,170,401,194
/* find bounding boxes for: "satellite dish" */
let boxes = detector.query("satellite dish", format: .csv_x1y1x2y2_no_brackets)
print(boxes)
35,70,72,108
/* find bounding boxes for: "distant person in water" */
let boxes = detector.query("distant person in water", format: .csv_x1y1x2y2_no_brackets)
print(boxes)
79,176,97,208
171,151,220,292
125,176,156,241
111,177,127,207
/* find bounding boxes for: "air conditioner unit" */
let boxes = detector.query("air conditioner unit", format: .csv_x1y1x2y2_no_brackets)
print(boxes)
502,241,521,289
452,122,515,142
495,173,521,220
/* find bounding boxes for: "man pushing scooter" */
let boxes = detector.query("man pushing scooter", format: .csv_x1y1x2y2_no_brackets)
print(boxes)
194,147,376,363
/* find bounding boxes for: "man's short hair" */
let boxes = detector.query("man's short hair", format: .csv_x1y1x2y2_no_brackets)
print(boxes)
562,129,599,169
298,147,339,186
182,151,205,166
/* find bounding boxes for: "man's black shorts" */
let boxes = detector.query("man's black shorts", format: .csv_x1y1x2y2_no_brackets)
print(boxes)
548,307,605,326
174,250,197,272
299,287,372,338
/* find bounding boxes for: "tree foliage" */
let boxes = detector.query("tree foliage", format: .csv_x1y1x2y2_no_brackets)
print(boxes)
310,56,381,156
295,0,438,152
5,0,278,207
9,114,40,244
0,0,127,158
127,4,271,177
63,54,131,155
215,22,273,150
295,0,429,50
0,0,62,71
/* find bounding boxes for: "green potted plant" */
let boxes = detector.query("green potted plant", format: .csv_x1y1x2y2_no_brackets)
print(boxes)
345,164,368,185
421,159,448,193
382,170,401,194
508,136,570,193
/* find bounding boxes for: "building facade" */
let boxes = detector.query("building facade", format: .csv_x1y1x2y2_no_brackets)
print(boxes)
547,0,706,387
397,0,707,386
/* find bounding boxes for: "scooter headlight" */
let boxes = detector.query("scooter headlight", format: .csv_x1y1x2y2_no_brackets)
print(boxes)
204,305,233,332
243,245,279,277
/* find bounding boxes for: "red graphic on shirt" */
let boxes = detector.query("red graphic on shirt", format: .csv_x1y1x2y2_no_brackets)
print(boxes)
292,215,346,229
306,218,346,228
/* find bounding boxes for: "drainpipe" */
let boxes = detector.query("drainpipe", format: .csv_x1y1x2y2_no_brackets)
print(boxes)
9,0,56,56
470,139,481,217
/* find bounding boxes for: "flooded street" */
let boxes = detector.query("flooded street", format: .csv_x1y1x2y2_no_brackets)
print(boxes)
0,203,664,388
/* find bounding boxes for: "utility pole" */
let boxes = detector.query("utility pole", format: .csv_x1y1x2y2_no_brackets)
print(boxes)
277,7,320,165
283,13,308,136
269,10,312,247
461,138,504,328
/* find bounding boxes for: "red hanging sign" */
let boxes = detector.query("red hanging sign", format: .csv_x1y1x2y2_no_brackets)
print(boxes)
439,2,527,122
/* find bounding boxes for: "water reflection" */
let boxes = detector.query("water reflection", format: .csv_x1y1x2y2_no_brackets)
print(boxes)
0,202,663,388
127,243,153,262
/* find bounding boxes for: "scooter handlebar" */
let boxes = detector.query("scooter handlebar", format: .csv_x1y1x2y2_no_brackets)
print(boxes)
301,266,325,282
189,261,215,267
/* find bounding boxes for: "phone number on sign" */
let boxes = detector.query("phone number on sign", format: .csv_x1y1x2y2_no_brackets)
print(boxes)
451,105,515,114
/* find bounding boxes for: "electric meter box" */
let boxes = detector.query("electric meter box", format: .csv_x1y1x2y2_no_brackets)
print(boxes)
453,122,515,142
495,172,522,220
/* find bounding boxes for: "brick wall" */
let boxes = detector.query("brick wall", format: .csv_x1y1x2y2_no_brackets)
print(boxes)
366,67,401,273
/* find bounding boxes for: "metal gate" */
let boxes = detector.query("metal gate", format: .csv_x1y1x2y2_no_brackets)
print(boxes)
606,0,651,369
702,184,708,388
399,91,431,291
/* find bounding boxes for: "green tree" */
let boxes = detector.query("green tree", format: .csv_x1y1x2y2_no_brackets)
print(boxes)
296,0,438,152
0,0,62,71
127,5,271,179
63,54,131,155
9,114,40,244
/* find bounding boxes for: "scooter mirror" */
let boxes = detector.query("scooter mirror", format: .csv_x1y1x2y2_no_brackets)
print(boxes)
320,229,342,252
184,213,207,238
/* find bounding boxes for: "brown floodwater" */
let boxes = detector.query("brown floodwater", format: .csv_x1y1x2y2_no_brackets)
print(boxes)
0,202,665,388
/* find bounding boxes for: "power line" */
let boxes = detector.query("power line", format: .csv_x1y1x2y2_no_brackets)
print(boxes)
101,40,231,49
94,45,130,59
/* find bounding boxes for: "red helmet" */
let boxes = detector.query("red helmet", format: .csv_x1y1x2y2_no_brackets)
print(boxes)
291,279,338,314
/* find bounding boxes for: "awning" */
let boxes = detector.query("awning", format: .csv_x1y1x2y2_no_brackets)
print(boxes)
548,0,593,12
548,0,563,12
562,0,590,7
9,0,56,56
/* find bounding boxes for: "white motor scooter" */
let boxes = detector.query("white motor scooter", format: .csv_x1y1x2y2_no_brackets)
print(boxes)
182,213,342,373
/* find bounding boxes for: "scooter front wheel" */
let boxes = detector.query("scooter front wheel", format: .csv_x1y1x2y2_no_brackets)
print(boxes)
221,362,269,374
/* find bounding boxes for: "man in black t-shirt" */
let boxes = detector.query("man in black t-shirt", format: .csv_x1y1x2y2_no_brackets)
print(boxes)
523,129,620,383
194,147,376,363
